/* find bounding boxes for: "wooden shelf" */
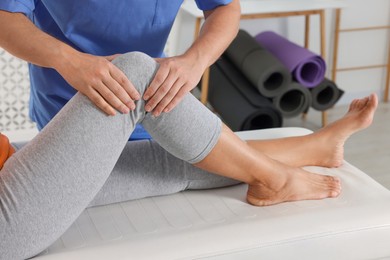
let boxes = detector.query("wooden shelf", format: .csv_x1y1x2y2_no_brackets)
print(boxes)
331,9,390,102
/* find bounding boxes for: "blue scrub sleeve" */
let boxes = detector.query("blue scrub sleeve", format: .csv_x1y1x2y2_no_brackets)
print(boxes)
0,0,35,16
194,0,233,11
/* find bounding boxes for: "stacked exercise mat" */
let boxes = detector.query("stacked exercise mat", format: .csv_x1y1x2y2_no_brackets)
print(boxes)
208,30,344,131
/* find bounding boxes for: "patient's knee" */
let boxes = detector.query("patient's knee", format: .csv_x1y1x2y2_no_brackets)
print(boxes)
112,52,158,95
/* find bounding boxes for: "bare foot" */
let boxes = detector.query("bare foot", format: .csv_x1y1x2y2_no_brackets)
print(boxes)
344,93,378,129
247,165,341,206
246,94,376,206
310,93,378,167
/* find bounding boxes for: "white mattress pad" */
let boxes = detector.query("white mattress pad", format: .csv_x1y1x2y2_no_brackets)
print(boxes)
33,127,390,259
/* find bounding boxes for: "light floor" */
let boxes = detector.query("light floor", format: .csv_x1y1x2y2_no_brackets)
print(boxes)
284,101,390,190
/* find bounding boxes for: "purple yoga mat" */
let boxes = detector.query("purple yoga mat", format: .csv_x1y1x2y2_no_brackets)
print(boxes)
255,31,326,88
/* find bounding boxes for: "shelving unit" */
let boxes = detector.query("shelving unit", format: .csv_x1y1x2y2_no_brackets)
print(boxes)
331,9,390,102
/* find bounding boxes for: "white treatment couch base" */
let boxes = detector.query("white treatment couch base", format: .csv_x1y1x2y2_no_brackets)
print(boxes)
34,127,390,260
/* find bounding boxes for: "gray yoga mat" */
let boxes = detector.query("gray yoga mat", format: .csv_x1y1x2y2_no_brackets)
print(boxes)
225,30,291,98
208,56,283,131
310,78,344,111
273,82,312,118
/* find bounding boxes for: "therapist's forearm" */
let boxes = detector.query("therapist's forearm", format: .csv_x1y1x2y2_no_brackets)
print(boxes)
141,0,240,115
183,0,241,70
0,10,78,70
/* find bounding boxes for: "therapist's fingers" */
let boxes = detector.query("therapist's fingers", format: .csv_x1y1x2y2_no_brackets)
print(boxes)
57,53,139,115
96,80,133,115
143,55,205,115
144,69,178,113
109,64,140,101
152,80,186,116
84,85,117,116
162,85,189,113
90,62,135,114
143,62,170,102
104,54,121,62
105,54,141,102
103,75,136,112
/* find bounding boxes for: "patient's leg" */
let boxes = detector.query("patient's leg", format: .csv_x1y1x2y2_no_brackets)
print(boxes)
0,52,222,259
12,93,378,208
246,94,378,168
193,95,377,206
87,140,240,207
114,53,341,207
0,53,156,260
0,52,338,259
85,94,377,207
10,139,240,208
85,93,378,207
0,52,239,259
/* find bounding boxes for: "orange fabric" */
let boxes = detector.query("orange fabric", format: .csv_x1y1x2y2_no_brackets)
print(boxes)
0,133,14,170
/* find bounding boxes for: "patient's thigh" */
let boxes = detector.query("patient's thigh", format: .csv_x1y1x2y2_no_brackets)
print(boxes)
89,140,239,207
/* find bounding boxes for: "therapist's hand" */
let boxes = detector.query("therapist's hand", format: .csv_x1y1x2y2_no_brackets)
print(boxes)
143,54,206,116
57,52,140,116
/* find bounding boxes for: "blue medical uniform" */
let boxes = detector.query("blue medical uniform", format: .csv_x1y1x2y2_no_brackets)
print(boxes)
0,0,232,140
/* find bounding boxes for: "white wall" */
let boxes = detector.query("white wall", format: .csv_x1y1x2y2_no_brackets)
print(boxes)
168,0,390,105
0,49,37,141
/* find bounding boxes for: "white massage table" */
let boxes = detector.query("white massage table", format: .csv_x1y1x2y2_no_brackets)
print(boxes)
33,127,390,259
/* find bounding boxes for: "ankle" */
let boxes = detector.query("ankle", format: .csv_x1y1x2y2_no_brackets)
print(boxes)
250,160,291,189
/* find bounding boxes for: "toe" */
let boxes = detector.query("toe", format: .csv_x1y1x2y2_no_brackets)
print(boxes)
368,93,378,109
330,190,340,198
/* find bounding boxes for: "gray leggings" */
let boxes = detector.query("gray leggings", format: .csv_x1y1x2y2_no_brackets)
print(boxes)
0,52,238,260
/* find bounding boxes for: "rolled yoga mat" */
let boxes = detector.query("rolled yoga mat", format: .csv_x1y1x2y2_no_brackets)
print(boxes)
208,56,283,131
310,78,344,111
255,31,326,88
273,82,312,118
225,30,291,98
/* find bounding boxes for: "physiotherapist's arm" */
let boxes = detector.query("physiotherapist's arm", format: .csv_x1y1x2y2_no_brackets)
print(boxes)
143,0,241,116
0,10,139,116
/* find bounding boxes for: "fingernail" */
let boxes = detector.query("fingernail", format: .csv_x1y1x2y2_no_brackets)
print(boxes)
164,108,169,113
145,105,151,112
134,94,140,100
122,108,129,114
144,95,149,101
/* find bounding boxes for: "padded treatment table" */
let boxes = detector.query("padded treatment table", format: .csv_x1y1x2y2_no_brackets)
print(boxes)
33,128,390,260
